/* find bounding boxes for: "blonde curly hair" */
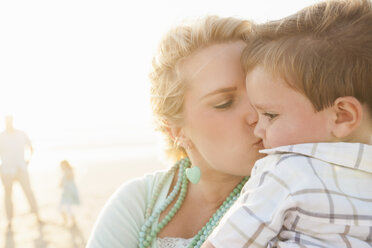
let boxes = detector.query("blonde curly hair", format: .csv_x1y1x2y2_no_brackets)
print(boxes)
149,16,253,161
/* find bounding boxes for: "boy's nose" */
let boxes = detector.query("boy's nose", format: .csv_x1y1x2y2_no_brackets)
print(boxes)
253,120,265,140
245,102,258,127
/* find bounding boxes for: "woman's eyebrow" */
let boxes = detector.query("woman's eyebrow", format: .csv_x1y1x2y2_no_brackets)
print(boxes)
201,87,237,100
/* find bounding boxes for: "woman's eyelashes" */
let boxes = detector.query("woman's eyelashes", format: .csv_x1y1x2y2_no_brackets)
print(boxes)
262,112,278,120
214,99,234,109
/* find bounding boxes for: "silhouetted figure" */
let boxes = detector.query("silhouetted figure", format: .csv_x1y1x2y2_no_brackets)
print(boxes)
59,160,80,226
0,115,40,228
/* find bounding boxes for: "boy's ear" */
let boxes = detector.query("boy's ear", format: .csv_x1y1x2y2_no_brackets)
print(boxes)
331,96,363,138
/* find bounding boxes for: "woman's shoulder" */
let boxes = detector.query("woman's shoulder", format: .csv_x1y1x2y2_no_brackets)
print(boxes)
86,169,170,248
107,169,169,206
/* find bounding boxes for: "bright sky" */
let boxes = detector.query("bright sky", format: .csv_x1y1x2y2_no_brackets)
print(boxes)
0,0,322,146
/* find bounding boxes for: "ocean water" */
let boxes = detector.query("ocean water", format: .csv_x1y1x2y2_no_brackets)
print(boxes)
27,125,163,173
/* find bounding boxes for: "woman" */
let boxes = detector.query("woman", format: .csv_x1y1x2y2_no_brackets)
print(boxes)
86,16,264,248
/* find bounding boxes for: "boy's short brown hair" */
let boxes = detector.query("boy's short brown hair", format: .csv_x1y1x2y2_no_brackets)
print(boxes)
243,0,372,115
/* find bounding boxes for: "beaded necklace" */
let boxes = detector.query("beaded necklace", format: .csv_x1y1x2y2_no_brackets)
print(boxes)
138,157,248,248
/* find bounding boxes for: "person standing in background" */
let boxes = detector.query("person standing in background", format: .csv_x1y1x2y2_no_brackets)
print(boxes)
0,115,41,229
59,160,80,227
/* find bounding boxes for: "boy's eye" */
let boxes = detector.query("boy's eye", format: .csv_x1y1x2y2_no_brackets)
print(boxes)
262,112,278,120
214,100,233,109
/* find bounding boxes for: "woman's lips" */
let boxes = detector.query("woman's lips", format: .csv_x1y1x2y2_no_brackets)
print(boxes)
253,139,264,149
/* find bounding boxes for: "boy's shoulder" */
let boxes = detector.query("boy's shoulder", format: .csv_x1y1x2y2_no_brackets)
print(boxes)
246,142,372,201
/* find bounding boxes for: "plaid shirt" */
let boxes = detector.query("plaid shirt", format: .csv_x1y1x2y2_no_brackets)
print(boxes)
208,142,372,248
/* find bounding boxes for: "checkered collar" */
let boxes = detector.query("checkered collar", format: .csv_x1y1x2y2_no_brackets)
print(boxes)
260,142,372,174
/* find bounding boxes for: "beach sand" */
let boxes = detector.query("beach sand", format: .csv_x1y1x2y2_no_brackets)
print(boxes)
0,154,166,248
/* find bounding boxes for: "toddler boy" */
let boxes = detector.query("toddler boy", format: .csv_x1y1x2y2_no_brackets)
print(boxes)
202,0,372,247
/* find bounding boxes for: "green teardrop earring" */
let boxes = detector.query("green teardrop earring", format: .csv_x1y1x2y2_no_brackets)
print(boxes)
183,141,200,184
186,166,201,184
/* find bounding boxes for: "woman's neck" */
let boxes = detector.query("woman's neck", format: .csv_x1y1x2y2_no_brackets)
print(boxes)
157,164,245,239
188,172,244,208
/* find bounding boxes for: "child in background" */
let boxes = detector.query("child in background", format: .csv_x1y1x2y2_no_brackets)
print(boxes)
202,0,372,247
59,160,80,226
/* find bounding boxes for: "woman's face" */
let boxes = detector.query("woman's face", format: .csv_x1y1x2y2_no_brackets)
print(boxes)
178,41,264,176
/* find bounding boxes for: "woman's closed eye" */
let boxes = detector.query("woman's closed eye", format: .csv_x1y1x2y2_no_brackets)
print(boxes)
214,99,233,109
262,112,278,120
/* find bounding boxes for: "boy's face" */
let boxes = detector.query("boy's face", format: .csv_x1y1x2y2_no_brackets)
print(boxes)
246,66,335,149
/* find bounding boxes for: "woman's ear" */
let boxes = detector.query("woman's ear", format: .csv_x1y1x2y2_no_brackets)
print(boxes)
164,120,182,144
164,120,193,149
331,96,363,138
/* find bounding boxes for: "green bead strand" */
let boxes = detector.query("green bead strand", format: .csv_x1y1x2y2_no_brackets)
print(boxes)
188,176,248,248
145,168,174,218
143,163,184,242
138,157,248,248
139,158,190,248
